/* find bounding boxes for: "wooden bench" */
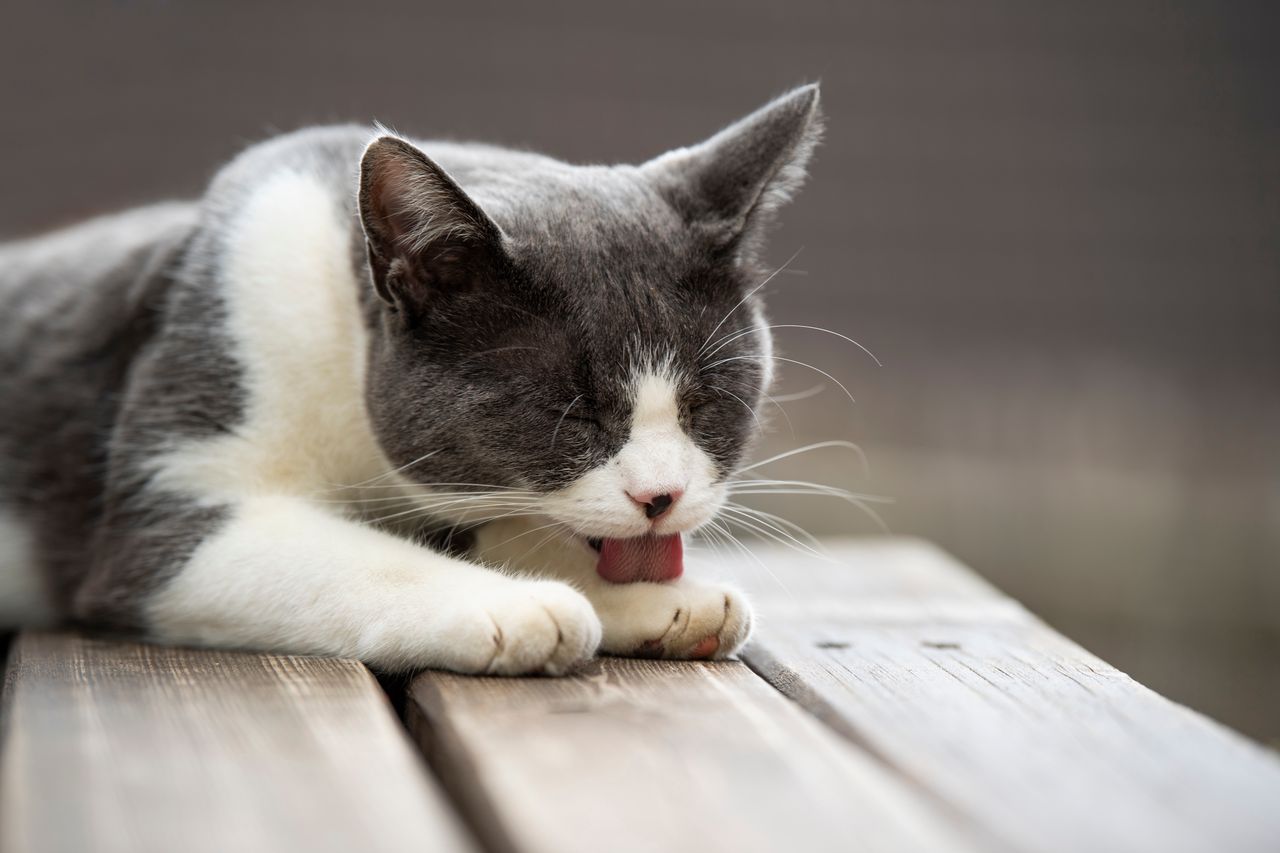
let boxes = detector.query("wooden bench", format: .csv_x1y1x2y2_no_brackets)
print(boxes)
3,539,1278,852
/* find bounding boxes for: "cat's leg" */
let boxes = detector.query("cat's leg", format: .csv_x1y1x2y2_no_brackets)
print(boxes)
99,496,602,674
472,518,753,661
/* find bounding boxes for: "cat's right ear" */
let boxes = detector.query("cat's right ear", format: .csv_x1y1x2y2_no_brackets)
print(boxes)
641,85,823,263
358,135,505,321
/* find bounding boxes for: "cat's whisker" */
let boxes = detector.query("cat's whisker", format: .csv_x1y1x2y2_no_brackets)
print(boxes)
702,354,857,407
698,248,803,356
341,489,531,506
707,384,765,435
522,525,580,563
438,499,564,541
766,324,881,367
335,449,442,491
760,390,797,438
550,394,584,450
727,478,889,499
718,505,816,554
720,502,828,556
473,519,571,558
335,481,531,492
705,517,797,596
728,487,891,503
715,374,797,438
728,486,891,535
718,506,830,563
316,490,535,506
365,495,541,527
703,323,881,367
737,440,869,476
768,383,827,403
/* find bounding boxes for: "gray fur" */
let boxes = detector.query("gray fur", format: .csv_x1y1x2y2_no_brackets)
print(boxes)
0,85,822,633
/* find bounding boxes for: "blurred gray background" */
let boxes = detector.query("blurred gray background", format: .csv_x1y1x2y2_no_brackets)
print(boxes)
2,2,1276,739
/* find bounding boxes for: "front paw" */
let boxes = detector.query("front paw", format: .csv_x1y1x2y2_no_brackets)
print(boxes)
448,581,602,676
592,579,753,661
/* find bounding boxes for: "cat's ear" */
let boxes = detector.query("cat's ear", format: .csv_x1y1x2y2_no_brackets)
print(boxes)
642,84,823,260
358,134,504,318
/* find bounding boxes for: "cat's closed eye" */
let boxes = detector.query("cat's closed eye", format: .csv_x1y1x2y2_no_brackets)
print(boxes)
548,403,603,433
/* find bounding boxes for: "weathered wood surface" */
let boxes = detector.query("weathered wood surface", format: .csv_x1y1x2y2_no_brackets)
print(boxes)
0,632,476,853
408,656,986,853
722,538,1280,853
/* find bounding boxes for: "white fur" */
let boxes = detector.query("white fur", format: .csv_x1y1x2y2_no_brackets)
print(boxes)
542,369,723,538
150,173,388,501
147,496,599,673
143,172,599,673
0,511,54,627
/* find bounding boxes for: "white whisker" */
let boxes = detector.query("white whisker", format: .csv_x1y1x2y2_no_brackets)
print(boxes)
708,383,765,435
769,383,827,403
702,354,857,407
704,518,798,598
698,248,803,356
550,394,584,450
475,519,569,557
738,440,868,476
718,506,828,562
722,502,828,554
704,323,881,366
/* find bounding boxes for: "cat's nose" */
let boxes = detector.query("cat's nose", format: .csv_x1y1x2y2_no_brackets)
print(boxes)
627,490,683,520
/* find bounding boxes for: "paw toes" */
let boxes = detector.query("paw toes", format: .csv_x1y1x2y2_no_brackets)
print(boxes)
690,635,720,659
477,585,600,676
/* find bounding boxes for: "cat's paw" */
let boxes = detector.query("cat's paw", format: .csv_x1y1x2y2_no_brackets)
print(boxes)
449,581,602,676
592,579,753,661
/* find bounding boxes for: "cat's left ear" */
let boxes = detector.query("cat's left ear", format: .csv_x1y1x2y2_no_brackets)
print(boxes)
642,84,823,260
359,134,505,320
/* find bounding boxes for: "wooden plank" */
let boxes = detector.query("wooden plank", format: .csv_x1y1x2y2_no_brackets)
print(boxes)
0,632,477,853
722,538,1280,853
408,656,989,853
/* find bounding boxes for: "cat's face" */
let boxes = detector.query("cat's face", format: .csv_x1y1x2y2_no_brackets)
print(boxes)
358,86,821,570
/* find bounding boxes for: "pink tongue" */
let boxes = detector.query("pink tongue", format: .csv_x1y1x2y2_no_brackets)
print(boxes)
595,534,684,584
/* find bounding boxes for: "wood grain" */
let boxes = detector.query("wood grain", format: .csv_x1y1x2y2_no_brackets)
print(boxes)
408,655,988,853
720,538,1280,853
0,632,477,853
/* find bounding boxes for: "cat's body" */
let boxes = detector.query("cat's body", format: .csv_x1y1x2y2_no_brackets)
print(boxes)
0,87,821,673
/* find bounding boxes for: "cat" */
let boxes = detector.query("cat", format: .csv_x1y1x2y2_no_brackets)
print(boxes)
0,85,822,674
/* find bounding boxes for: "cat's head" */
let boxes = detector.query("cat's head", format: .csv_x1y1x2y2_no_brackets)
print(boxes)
357,85,822,580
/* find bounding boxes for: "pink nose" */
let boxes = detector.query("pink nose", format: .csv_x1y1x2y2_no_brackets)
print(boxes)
627,489,683,520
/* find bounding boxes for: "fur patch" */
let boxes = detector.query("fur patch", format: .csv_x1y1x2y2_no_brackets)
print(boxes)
150,171,390,502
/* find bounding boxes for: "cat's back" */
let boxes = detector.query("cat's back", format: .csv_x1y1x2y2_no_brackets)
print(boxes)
0,201,199,444
0,202,199,363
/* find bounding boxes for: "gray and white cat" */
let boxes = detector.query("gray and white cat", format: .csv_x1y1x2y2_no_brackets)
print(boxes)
0,86,822,674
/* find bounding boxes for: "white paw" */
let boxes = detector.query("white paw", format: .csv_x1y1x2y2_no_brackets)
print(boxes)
448,581,602,676
591,579,753,661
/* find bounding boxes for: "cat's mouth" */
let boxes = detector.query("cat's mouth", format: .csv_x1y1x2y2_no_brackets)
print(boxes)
585,534,684,584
